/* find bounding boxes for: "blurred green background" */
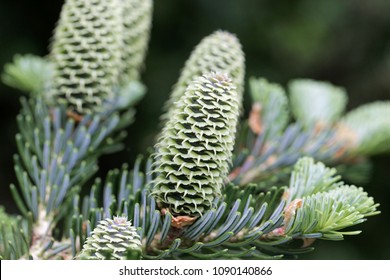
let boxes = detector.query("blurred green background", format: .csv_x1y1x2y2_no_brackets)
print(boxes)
0,0,389,259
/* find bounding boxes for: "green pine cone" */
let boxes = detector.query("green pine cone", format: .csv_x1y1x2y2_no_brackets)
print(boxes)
78,216,142,260
50,0,123,114
152,72,240,216
162,30,245,122
121,0,153,82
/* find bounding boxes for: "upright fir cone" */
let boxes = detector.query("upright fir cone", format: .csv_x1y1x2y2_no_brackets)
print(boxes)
50,0,123,114
78,216,142,260
162,30,245,123
121,0,153,82
152,72,240,216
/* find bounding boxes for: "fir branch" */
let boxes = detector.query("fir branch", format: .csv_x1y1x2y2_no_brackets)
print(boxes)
69,159,291,259
248,78,289,138
288,79,348,127
230,78,364,188
9,97,133,259
326,185,380,217
286,157,341,202
65,156,156,257
338,101,390,156
230,121,346,186
1,54,53,95
284,187,379,241
0,0,384,261
71,155,379,259
267,157,380,243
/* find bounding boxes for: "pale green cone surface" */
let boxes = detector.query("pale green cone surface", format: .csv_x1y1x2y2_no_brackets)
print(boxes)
162,30,245,123
50,0,123,114
153,72,240,216
122,0,153,82
78,216,142,260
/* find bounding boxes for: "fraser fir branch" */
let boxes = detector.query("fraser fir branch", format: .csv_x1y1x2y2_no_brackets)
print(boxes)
326,185,380,217
74,160,291,259
13,98,131,217
338,101,390,156
74,155,378,259
230,121,347,186
286,157,341,202
9,98,133,259
1,0,383,261
67,157,158,258
265,157,380,243
230,78,366,188
249,78,289,138
1,54,53,95
289,79,348,127
286,190,378,240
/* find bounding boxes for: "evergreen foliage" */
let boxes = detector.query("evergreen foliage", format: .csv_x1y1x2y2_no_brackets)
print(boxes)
2,54,53,95
289,79,348,127
339,101,390,156
249,78,289,139
0,0,386,260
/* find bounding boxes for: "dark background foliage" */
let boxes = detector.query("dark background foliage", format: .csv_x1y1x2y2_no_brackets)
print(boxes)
0,0,389,259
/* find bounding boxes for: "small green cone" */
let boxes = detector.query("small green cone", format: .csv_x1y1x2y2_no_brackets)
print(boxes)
78,216,142,260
